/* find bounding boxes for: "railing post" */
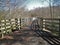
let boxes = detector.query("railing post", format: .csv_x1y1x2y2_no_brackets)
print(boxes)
20,18,21,29
9,19,12,32
0,24,1,38
45,19,46,29
59,19,60,37
15,18,19,30
1,20,5,38
0,21,2,38
4,19,7,34
40,18,43,30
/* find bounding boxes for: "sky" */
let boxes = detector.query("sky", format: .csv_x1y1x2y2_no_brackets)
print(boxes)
25,0,49,10
0,0,60,11
0,0,49,11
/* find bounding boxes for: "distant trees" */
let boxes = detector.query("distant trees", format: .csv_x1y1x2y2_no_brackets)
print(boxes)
0,0,60,19
52,0,60,18
40,0,60,18
0,0,5,20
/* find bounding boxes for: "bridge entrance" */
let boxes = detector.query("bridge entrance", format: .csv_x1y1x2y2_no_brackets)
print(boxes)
0,17,60,45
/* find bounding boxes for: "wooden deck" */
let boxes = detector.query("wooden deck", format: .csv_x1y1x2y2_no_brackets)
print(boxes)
0,29,50,45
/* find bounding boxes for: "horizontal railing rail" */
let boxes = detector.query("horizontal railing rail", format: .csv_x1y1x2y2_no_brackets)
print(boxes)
42,18,60,37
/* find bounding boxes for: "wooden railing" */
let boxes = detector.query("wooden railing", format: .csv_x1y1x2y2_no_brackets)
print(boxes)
0,18,31,38
42,18,60,36
0,18,60,38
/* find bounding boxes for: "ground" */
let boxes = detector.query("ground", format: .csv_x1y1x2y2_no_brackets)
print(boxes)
0,29,50,45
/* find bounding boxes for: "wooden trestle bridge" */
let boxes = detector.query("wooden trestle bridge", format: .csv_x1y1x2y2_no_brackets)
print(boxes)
0,18,60,45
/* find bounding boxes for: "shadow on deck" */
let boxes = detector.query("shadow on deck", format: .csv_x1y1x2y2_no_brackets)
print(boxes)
35,30,60,45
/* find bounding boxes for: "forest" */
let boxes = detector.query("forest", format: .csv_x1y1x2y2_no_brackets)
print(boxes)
0,0,60,20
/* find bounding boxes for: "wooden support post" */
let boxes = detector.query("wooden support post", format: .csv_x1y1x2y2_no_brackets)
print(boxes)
15,18,19,30
59,19,60,37
0,21,3,38
45,19,46,29
40,18,43,30
1,20,5,38
0,24,1,38
4,19,7,34
9,19,12,33
20,18,21,29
